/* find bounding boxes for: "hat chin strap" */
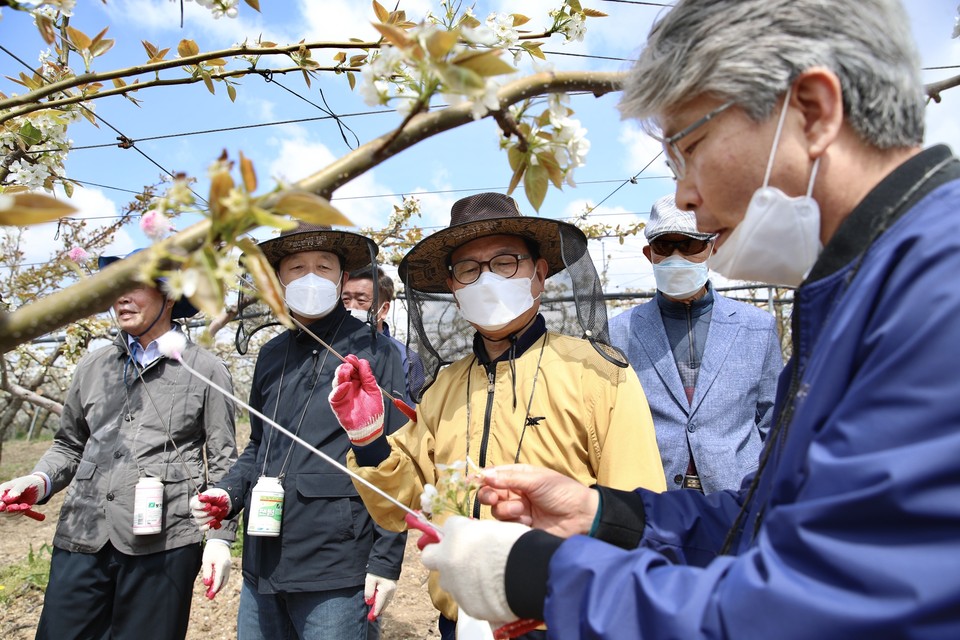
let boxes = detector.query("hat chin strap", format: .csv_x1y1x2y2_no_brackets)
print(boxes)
133,301,170,341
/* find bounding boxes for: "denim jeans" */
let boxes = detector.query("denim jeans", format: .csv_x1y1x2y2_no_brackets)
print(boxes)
238,577,378,640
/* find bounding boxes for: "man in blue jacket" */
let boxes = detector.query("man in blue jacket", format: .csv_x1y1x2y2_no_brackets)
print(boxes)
416,0,960,638
609,194,782,494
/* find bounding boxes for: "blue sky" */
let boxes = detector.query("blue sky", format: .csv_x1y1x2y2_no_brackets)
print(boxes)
2,0,959,297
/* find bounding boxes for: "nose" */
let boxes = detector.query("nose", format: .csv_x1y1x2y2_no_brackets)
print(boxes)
674,182,700,214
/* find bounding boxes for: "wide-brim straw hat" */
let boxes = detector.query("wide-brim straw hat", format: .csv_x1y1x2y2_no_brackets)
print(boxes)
98,249,198,320
399,192,585,293
257,222,377,272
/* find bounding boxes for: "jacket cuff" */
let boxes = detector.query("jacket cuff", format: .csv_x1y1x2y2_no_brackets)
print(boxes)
592,486,646,549
352,434,391,467
504,529,564,620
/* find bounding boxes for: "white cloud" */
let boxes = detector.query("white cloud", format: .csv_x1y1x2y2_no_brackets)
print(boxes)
262,133,401,230
0,186,135,266
104,0,279,45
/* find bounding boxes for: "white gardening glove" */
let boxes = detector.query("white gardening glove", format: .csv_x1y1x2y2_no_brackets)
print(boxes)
190,488,231,532
364,572,398,620
0,474,47,518
420,515,528,624
201,539,232,599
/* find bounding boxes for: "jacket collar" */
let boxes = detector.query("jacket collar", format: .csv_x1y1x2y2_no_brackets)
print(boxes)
655,281,714,319
293,303,349,345
473,314,547,366
807,145,960,283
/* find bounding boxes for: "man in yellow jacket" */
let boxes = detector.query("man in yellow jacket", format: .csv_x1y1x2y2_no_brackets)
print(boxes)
329,192,665,640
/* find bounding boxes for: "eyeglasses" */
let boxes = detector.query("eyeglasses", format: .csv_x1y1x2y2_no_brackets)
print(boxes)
449,254,531,285
661,101,734,180
649,236,715,256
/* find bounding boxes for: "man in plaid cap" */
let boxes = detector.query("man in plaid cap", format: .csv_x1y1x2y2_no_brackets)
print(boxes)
608,193,783,494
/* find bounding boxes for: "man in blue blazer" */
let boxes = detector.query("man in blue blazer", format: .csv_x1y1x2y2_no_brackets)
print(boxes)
609,194,783,494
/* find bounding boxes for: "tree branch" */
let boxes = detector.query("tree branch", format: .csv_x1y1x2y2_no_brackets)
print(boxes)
0,30,556,122
1,66,359,122
0,70,625,353
926,73,960,104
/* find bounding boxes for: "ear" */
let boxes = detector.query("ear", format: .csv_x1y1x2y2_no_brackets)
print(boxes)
380,300,391,316
791,68,844,158
534,257,549,289
642,245,653,263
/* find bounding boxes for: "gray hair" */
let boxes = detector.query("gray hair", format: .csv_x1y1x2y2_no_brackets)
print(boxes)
619,0,925,148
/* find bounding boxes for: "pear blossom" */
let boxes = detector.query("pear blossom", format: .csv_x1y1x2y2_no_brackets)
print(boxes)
140,209,173,240
420,484,439,515
156,330,188,361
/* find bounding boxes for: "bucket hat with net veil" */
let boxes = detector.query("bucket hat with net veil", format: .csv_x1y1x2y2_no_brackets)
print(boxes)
397,192,626,401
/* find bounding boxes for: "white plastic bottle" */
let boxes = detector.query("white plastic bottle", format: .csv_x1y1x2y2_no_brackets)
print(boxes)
247,476,284,537
132,477,163,535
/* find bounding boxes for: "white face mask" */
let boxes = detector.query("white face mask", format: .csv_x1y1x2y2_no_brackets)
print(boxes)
454,271,538,332
652,255,710,299
284,273,340,319
347,303,386,324
710,86,823,287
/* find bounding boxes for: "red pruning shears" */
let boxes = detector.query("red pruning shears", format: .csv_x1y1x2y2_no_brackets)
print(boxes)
1,487,46,521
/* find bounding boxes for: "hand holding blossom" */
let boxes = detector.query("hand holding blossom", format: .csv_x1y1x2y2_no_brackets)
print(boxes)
479,464,599,538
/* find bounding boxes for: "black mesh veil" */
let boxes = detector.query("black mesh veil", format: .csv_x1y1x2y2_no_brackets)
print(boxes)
400,220,626,403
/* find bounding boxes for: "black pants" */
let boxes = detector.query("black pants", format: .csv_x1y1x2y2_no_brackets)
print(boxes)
439,614,547,640
36,542,202,640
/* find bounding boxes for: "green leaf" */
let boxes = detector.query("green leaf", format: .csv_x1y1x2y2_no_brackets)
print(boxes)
523,164,548,212
66,26,91,51
439,64,485,93
372,0,390,23
372,22,413,48
521,42,546,60
347,71,357,90
178,39,200,58
425,29,458,59
450,49,516,77
18,121,43,146
227,84,237,102
0,193,77,226
582,8,608,18
272,191,353,226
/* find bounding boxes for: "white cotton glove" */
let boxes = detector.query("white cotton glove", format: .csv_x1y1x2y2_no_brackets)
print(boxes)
0,474,47,518
420,515,528,624
190,488,231,532
201,539,232,599
364,572,398,620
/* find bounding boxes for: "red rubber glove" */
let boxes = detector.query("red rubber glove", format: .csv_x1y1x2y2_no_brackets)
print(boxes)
329,354,385,446
190,489,231,532
0,474,47,521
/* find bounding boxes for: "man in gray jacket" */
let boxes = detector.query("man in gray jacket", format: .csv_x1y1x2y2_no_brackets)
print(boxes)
0,251,237,640
609,195,783,493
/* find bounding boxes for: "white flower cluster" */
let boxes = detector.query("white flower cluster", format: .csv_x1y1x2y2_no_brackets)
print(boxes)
174,0,240,20
549,7,587,43
359,10,525,122
1,109,79,192
16,0,75,18
504,93,590,187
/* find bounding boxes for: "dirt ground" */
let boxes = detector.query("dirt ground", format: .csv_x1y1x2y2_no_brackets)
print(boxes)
0,439,441,639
